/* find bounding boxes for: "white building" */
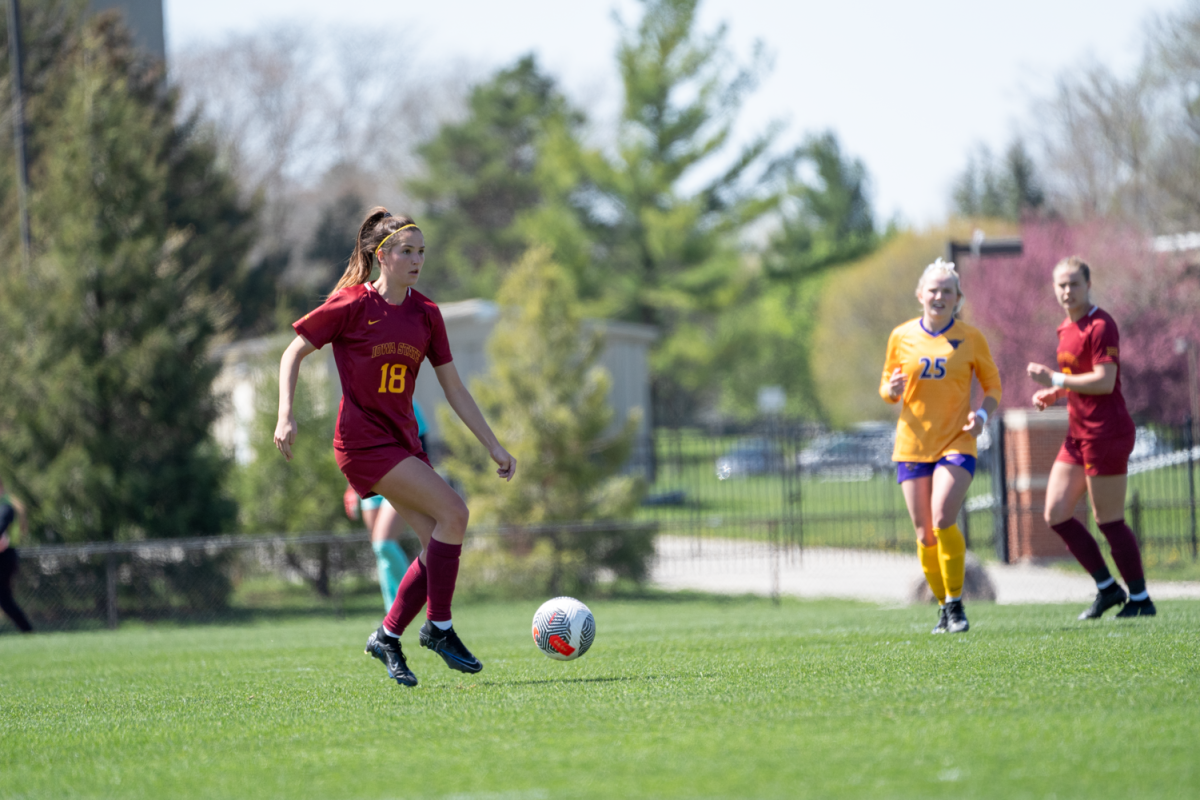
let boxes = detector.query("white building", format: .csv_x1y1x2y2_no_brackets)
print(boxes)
213,300,656,464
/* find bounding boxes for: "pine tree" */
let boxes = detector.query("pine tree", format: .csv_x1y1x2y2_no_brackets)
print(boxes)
438,248,649,592
408,55,583,301
523,0,801,421
0,7,253,542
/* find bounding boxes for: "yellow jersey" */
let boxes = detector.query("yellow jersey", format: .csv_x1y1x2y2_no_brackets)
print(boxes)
879,317,1001,462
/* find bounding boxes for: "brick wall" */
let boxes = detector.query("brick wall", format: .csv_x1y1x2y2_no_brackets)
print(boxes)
1003,408,1085,561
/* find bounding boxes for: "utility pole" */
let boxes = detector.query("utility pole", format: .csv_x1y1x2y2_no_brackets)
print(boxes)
6,0,30,267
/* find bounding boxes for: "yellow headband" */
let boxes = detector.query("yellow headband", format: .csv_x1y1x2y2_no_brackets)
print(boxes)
374,224,419,259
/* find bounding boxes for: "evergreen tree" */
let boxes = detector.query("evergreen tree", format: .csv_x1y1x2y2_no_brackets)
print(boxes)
715,132,878,418
408,55,583,301
306,190,364,288
952,139,1046,221
0,6,254,542
520,0,792,422
438,248,649,592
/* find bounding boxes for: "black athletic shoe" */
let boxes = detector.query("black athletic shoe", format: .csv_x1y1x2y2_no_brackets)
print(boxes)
1115,597,1156,618
419,621,483,674
945,600,969,633
1078,583,1127,620
365,627,418,687
932,605,949,634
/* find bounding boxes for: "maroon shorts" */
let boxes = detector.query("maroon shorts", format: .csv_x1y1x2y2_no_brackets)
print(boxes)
1056,432,1135,477
335,444,431,498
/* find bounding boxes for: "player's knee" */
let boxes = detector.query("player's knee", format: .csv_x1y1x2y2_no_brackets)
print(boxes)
1044,503,1067,527
442,497,469,532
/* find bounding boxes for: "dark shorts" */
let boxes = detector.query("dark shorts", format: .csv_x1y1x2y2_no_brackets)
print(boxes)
336,444,431,499
1056,432,1135,477
895,454,976,484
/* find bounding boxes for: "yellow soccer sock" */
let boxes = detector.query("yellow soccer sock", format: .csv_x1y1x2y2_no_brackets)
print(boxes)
936,524,966,600
918,541,946,604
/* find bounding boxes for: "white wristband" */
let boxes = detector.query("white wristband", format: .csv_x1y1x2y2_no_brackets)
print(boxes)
975,407,988,425
1051,372,1066,388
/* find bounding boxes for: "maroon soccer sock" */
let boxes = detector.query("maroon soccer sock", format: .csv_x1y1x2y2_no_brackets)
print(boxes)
382,556,427,636
1097,519,1145,593
1050,518,1108,576
425,538,462,623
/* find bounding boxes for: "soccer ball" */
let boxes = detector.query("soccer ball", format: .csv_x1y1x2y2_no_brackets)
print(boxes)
531,596,595,661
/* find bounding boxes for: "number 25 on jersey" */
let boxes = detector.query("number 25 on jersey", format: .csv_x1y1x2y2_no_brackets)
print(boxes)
378,363,407,394
919,357,946,380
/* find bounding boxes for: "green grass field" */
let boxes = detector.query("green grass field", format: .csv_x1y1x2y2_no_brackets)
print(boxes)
2,597,1198,799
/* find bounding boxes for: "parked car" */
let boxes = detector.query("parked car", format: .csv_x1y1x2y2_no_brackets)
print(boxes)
797,424,895,478
715,438,785,480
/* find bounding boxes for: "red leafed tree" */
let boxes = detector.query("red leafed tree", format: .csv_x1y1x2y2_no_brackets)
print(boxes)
963,220,1200,424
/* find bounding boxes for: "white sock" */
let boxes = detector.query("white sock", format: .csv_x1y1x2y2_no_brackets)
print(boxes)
1096,577,1116,590
431,619,453,631
945,595,961,603
383,625,401,639
1129,591,1149,602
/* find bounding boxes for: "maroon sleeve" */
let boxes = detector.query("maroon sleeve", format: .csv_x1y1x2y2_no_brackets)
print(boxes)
293,288,357,349
426,302,453,367
1091,316,1120,365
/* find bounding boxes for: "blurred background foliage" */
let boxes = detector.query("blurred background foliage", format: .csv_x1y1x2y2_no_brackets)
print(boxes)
1,0,1199,543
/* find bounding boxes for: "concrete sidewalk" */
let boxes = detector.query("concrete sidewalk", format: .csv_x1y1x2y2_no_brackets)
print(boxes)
650,535,1200,605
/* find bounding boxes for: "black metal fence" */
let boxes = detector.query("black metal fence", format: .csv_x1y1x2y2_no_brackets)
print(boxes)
632,419,1199,563
3,420,1196,634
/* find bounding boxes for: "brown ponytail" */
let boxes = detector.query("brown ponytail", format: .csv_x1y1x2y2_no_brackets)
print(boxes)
333,206,420,291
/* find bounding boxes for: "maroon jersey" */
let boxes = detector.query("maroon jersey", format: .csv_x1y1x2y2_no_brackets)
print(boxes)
1056,306,1135,440
294,283,452,453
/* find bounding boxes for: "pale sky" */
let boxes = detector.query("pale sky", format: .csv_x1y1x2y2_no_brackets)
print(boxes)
165,0,1184,226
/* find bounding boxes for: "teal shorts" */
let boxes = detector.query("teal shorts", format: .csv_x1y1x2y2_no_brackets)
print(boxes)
360,495,387,511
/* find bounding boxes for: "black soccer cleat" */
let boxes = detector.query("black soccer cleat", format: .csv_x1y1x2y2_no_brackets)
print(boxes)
1078,583,1127,620
945,600,969,633
1115,597,1156,618
365,627,418,687
419,621,483,674
932,605,949,634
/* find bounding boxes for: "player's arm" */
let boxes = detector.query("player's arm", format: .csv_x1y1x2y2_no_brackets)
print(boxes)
433,362,516,481
879,331,905,403
274,335,317,461
1027,362,1117,395
965,334,1002,435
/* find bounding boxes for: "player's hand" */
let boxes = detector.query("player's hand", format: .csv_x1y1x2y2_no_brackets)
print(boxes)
274,415,298,461
1027,362,1055,388
343,484,360,520
1032,388,1059,411
962,410,985,437
490,444,517,482
886,367,907,400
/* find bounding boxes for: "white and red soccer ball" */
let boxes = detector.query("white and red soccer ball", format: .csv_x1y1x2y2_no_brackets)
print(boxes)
531,597,595,661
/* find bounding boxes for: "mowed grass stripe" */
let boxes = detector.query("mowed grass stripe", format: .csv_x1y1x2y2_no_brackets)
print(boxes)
1,598,1198,799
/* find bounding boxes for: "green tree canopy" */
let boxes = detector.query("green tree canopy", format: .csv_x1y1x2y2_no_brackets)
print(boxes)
0,4,255,541
408,55,583,301
409,0,880,424
438,248,649,594
952,139,1046,222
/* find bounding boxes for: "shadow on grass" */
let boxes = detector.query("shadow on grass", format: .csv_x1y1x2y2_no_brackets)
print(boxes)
477,675,648,687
